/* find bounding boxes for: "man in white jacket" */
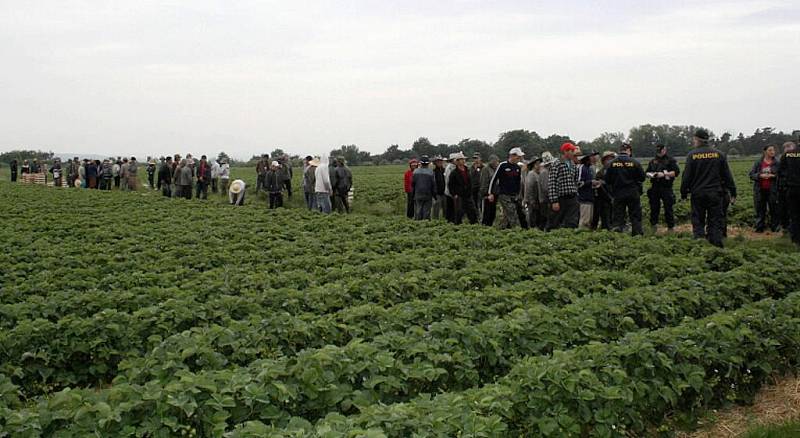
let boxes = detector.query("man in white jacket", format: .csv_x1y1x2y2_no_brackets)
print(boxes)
228,179,246,205
210,159,221,194
219,160,230,195
313,158,332,214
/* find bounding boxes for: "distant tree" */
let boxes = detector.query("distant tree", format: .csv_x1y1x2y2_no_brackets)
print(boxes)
0,149,55,164
411,137,436,157
585,132,625,152
217,151,231,163
494,129,545,158
329,144,368,165
270,148,286,159
456,138,494,159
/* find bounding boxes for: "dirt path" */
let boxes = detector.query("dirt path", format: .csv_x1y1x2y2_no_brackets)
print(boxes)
678,375,800,437
658,224,785,241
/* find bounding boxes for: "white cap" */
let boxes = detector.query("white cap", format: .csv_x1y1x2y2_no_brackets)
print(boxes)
451,152,467,160
271,161,279,167
509,147,525,157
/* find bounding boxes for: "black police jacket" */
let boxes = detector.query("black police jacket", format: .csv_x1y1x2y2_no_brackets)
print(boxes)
680,147,737,198
778,151,800,189
604,153,645,199
646,156,680,190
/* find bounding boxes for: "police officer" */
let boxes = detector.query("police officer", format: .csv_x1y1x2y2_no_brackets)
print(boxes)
604,143,646,236
778,141,800,245
680,129,736,247
646,144,680,231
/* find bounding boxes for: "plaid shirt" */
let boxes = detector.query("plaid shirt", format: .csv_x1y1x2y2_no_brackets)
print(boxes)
547,158,578,201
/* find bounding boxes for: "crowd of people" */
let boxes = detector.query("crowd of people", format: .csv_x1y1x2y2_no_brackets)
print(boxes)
6,131,800,247
404,130,800,248
6,153,355,215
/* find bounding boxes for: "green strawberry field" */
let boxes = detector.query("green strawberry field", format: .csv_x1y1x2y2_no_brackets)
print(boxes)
0,161,797,437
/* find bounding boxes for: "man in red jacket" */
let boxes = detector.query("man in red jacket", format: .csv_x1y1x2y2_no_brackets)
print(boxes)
404,159,419,219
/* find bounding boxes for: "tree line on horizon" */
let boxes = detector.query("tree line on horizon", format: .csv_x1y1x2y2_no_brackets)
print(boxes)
2,125,798,167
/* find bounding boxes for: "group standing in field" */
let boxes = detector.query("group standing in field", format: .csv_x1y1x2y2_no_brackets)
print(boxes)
405,130,800,248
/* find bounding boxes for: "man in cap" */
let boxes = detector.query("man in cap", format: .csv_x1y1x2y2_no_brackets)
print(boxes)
524,157,544,230
537,152,557,230
195,155,211,199
303,156,317,210
49,159,63,188
479,154,500,226
469,153,484,210
146,158,156,190
10,159,17,182
210,157,221,194
488,147,525,229
68,157,80,188
443,153,459,222
158,156,173,197
404,158,419,218
99,159,113,190
126,157,138,190
219,158,230,195
255,154,268,193
412,155,436,220
605,143,646,236
778,140,800,245
592,151,616,230
228,179,246,205
646,144,680,231
280,155,293,199
547,143,580,229
680,129,737,247
333,157,353,213
447,152,478,224
432,156,447,219
264,160,284,209
576,150,600,229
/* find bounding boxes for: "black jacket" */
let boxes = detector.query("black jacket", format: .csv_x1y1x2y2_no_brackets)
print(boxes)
158,163,172,186
604,153,645,199
778,151,800,189
433,167,446,196
680,147,737,198
646,155,680,190
447,166,473,198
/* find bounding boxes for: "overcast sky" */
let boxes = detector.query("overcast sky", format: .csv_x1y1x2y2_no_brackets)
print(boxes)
1,0,798,159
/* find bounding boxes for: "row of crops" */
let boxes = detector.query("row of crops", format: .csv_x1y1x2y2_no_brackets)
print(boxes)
0,181,795,436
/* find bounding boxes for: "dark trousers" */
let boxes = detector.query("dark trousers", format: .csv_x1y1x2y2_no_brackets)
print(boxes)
537,203,551,231
445,196,455,223
304,192,315,210
99,179,112,190
148,174,155,189
548,195,580,230
527,203,544,231
691,192,724,247
779,189,791,229
613,195,643,235
406,192,414,218
453,196,478,224
162,184,172,197
334,191,350,213
648,187,675,228
414,199,432,220
592,197,613,230
285,180,292,198
256,174,264,192
787,187,800,244
196,181,208,199
754,189,779,231
114,176,120,188
269,192,283,209
11,172,17,182
211,178,218,194
481,198,497,226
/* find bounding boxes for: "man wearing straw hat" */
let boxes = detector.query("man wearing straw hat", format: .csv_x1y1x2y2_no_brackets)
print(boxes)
229,179,246,205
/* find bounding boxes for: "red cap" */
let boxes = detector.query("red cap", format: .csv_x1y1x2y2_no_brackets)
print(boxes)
560,142,577,153
409,158,419,164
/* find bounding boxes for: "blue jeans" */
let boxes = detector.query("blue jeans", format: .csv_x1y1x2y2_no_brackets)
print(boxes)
305,192,316,210
315,192,332,214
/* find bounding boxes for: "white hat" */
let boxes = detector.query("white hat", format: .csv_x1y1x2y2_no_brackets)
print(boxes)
540,151,557,166
451,152,467,160
229,180,243,194
448,152,459,160
509,147,525,157
271,161,279,167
